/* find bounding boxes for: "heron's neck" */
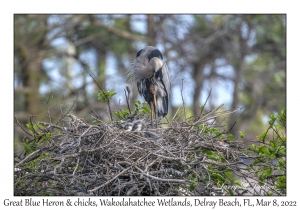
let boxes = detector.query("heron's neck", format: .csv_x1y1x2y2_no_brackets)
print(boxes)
133,57,163,80
150,57,163,72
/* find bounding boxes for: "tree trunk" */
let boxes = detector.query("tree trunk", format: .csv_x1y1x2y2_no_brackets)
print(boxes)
15,15,47,118
192,62,205,116
25,49,44,116
147,15,156,46
96,49,107,89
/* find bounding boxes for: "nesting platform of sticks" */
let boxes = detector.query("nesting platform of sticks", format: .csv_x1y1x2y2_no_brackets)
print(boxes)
14,106,248,196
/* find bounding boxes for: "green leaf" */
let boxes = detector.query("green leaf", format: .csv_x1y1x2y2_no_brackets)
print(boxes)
205,150,213,155
266,168,272,176
212,173,225,182
227,134,234,142
252,159,261,166
189,183,195,191
269,113,276,121
37,123,45,130
250,144,256,150
225,171,233,180
270,154,275,159
51,161,58,166
92,119,101,125
208,155,218,161
259,146,270,155
98,90,117,102
233,179,244,187
269,141,276,148
281,108,286,118
194,146,200,151
257,132,269,141
239,131,245,138
142,106,151,114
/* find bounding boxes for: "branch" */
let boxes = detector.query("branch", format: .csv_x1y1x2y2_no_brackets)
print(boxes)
89,74,113,122
93,20,148,42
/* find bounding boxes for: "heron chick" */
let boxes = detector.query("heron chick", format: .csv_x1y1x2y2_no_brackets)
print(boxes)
132,120,162,141
131,120,145,132
123,122,133,132
130,46,171,127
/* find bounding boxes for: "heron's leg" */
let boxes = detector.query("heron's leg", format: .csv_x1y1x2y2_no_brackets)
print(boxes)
150,84,158,128
150,101,154,127
153,93,158,129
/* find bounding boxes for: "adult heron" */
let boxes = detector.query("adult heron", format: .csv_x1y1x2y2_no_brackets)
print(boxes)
130,46,171,127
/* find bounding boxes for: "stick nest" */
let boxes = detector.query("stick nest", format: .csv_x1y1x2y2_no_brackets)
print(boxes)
14,106,247,196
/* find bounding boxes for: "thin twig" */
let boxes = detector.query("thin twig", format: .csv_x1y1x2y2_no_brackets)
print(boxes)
14,115,32,137
87,167,131,193
199,88,212,117
89,74,113,122
181,79,186,121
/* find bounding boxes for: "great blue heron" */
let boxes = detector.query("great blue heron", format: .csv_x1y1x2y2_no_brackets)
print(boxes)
132,120,162,140
131,120,144,132
130,46,171,127
123,122,133,132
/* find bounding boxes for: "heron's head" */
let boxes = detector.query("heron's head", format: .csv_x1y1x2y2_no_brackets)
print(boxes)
131,46,164,81
123,122,133,131
132,120,145,131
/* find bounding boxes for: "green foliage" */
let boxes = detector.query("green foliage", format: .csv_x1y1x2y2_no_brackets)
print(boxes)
247,107,286,195
239,131,245,138
26,123,45,135
196,124,225,138
97,89,151,122
134,100,151,114
22,138,36,154
51,161,59,167
227,134,234,142
23,152,50,170
188,174,197,192
114,100,151,121
98,90,117,103
22,122,53,155
92,119,101,125
205,150,226,163
36,190,55,196
114,109,129,120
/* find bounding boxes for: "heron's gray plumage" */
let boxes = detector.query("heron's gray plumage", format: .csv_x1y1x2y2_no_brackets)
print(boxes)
130,46,171,118
131,120,144,131
132,120,162,140
123,122,133,132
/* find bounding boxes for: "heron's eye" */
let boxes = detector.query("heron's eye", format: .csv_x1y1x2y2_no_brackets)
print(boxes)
136,49,143,58
148,49,163,61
